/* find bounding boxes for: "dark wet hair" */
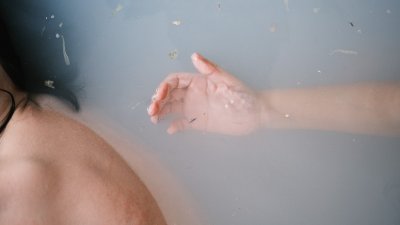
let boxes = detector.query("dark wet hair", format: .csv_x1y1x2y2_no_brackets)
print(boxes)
0,15,80,111
0,88,15,133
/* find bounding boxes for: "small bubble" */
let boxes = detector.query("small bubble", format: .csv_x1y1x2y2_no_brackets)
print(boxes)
112,3,124,15
269,23,277,33
59,22,63,28
313,8,320,13
55,33,60,39
386,9,392,14
50,14,55,19
172,20,181,26
284,114,290,118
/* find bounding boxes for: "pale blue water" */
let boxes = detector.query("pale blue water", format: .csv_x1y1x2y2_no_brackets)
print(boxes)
1,0,400,224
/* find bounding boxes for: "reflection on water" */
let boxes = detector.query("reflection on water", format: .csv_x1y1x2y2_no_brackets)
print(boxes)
1,0,400,224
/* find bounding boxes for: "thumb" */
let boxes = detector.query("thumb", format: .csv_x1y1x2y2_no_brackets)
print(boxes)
191,52,218,75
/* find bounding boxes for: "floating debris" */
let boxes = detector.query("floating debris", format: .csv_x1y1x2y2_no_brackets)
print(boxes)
284,114,290,118
313,8,320,13
131,101,142,111
59,22,63,28
168,49,179,60
44,80,55,89
386,9,392,14
330,49,358,56
189,118,197,123
112,3,124,15
55,33,60,39
349,22,354,27
61,35,71,66
317,70,322,73
283,0,290,12
41,26,46,36
217,2,221,10
172,20,182,26
269,23,277,33
50,14,55,19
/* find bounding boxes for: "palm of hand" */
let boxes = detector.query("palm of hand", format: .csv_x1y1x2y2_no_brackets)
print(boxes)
148,53,261,135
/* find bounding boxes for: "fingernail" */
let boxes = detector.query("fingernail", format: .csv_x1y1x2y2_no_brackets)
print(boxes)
147,103,155,114
147,105,151,113
191,52,199,61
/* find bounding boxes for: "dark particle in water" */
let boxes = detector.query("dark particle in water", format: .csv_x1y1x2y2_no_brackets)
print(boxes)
189,118,197,123
349,22,354,27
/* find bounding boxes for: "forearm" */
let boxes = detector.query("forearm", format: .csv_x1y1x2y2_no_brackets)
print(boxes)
259,82,400,135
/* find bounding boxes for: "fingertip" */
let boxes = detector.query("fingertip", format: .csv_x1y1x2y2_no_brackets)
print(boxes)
191,52,200,62
167,126,176,134
191,52,216,75
150,115,159,124
147,102,159,116
167,120,182,134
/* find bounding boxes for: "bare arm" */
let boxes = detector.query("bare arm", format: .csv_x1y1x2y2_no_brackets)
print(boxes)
148,53,400,136
261,83,400,135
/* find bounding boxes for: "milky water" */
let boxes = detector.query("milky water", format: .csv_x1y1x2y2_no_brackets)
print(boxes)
1,0,400,224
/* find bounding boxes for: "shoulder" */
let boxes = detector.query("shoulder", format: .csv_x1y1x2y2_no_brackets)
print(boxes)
0,104,167,224
1,104,113,159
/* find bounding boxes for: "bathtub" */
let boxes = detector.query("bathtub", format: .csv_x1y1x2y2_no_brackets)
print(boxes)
2,0,400,224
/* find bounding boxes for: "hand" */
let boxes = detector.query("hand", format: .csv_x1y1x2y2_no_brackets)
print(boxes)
147,53,263,135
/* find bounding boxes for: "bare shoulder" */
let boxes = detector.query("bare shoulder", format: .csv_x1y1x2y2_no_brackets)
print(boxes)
0,105,167,225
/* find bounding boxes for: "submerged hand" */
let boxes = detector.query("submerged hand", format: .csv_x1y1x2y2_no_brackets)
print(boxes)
147,53,263,135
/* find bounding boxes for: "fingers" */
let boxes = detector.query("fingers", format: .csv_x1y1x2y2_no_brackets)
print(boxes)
163,73,194,91
149,100,184,124
148,88,186,117
191,52,219,75
167,118,191,134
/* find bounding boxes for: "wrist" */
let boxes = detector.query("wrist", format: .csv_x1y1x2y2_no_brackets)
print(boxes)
257,90,273,129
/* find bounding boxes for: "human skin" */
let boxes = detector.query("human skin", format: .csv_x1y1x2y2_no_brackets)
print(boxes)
148,53,400,136
0,67,167,225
